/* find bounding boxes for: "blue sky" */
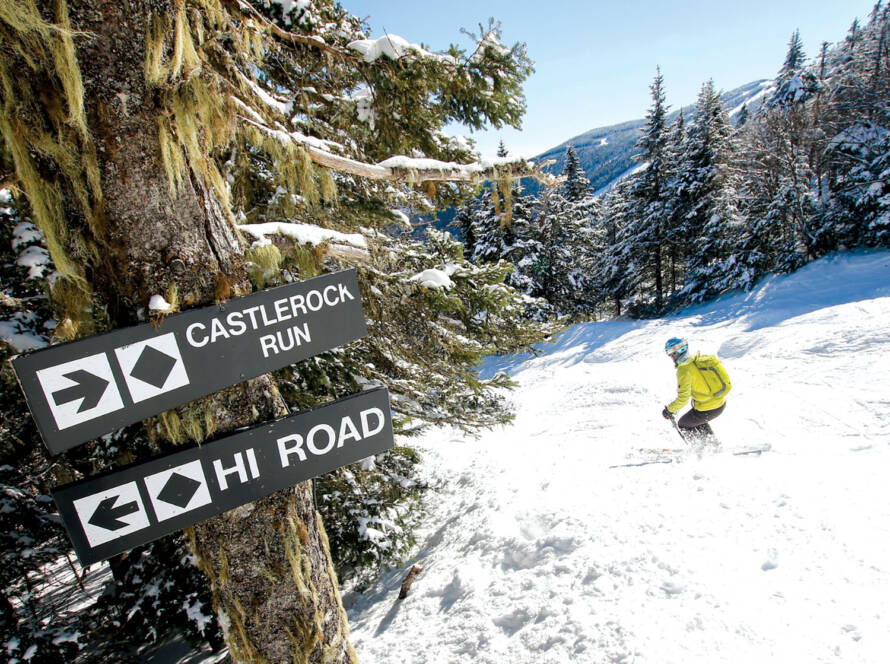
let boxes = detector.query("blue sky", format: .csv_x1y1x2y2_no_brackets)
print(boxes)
344,0,879,159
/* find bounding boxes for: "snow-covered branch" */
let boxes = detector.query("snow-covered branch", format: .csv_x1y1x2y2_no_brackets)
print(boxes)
237,114,556,184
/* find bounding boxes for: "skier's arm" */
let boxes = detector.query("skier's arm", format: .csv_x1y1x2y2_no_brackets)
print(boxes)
667,364,692,413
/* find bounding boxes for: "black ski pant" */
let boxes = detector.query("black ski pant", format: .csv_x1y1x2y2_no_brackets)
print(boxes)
678,403,725,443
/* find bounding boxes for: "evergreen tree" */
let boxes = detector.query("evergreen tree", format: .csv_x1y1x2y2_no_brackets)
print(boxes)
548,4,890,320
562,145,591,202
0,2,552,661
589,179,634,316
846,18,862,52
622,67,672,311
0,191,80,664
463,178,548,304
770,30,819,108
740,30,824,272
663,109,689,297
818,3,890,248
456,142,548,306
451,197,477,255
675,80,744,302
783,30,806,73
532,150,597,316
501,184,546,299
465,182,515,267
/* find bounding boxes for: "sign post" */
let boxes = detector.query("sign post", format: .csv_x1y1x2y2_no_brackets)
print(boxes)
12,269,367,454
53,388,394,565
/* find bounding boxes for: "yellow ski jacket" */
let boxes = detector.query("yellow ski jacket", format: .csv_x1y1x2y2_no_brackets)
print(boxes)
667,353,732,414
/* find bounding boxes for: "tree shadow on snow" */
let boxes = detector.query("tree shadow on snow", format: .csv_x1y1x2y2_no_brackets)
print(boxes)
370,513,463,636
681,251,890,333
479,319,648,378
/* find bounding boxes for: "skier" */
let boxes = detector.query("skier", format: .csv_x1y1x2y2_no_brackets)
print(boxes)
662,337,732,445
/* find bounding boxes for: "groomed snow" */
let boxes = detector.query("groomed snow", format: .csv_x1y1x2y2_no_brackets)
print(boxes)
345,250,890,664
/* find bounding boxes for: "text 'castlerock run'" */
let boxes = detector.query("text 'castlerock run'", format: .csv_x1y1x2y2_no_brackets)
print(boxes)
12,269,368,454
184,281,356,358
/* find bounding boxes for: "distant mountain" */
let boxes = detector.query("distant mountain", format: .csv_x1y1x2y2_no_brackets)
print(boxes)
431,78,773,233
530,78,773,195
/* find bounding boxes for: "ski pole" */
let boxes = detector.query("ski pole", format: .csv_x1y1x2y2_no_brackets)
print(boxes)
668,412,688,445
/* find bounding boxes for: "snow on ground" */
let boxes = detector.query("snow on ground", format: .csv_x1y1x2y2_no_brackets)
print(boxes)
345,250,890,664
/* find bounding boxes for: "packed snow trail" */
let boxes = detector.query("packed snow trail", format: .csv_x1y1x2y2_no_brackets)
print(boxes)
345,251,890,664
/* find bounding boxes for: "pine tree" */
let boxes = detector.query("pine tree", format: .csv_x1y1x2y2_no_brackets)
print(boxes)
562,145,591,202
466,182,517,268
818,3,890,248
456,142,549,306
783,30,806,73
676,80,745,302
770,30,820,108
501,184,546,298
740,29,824,273
847,18,862,52
663,109,688,297
534,187,574,310
532,150,597,316
0,2,551,661
591,179,636,316
569,4,890,318
451,197,478,256
622,67,672,311
0,190,81,664
462,176,548,307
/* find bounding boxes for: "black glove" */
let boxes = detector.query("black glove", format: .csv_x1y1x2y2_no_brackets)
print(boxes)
662,407,673,420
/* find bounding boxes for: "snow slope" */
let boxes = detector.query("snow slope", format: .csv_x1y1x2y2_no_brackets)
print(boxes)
345,251,890,664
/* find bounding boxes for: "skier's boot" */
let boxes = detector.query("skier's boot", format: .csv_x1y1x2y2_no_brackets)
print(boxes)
682,423,721,451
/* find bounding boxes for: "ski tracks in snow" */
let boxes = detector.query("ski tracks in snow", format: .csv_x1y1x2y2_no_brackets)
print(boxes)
347,253,890,664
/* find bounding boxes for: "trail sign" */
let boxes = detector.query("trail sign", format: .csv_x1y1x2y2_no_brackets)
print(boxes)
53,387,394,565
12,269,367,455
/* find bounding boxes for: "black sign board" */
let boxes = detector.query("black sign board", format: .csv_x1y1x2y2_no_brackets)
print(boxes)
12,270,367,455
53,388,394,565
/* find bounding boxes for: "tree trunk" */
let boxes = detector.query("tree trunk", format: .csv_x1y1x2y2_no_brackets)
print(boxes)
653,225,663,310
22,2,357,661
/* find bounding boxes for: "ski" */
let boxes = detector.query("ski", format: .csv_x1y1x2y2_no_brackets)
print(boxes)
730,443,772,456
637,447,689,454
609,448,686,468
612,443,771,469
609,457,676,469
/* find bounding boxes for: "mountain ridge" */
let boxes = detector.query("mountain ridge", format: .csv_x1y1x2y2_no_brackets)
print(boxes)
527,78,773,195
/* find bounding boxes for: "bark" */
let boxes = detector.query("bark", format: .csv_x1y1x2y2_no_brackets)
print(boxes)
63,0,245,320
397,564,424,600
31,1,356,661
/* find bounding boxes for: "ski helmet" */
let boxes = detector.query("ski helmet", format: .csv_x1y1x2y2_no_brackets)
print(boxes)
664,337,688,361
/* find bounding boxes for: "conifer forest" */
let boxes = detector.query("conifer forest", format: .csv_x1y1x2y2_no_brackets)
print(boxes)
1,1,889,663
459,16,890,318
